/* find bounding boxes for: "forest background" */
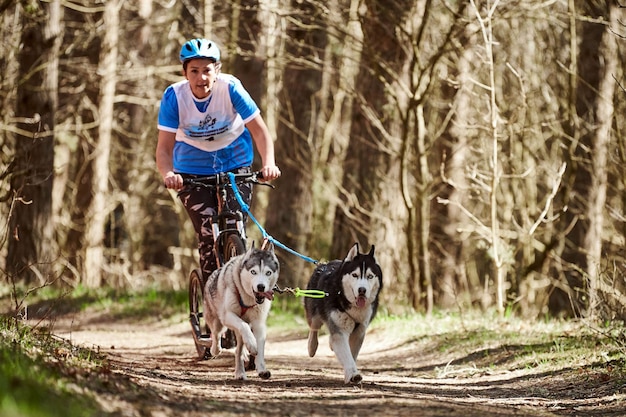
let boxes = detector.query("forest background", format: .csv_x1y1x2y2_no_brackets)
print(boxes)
1,0,625,320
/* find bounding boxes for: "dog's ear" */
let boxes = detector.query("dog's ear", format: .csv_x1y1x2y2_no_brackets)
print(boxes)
345,242,360,262
368,245,375,257
242,244,254,260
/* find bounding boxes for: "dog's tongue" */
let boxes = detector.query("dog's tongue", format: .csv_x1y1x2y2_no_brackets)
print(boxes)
356,296,367,308
260,290,274,301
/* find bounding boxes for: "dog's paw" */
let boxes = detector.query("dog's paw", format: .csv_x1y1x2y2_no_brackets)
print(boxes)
345,372,362,384
350,374,362,384
210,345,222,357
244,340,258,356
258,370,271,380
235,372,247,381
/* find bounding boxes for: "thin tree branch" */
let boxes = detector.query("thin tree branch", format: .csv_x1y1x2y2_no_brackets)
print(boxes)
528,163,566,236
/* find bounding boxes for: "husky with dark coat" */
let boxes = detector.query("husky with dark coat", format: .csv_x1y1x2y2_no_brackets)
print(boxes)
203,243,279,380
304,243,383,384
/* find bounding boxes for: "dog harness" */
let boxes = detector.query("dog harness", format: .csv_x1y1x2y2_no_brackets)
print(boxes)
238,295,254,316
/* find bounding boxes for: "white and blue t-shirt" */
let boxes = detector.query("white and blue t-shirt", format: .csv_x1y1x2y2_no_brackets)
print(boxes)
157,73,260,175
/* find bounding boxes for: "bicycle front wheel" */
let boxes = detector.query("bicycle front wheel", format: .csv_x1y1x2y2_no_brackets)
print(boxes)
189,268,211,360
220,234,246,350
223,233,246,262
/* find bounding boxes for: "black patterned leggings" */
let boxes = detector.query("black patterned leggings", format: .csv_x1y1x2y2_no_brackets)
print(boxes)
177,167,253,281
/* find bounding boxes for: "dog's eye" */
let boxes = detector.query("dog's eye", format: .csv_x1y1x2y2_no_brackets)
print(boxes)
351,272,359,279
367,273,375,280
265,270,272,276
250,270,257,275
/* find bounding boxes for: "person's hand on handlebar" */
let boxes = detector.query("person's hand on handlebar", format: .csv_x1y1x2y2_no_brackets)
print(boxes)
260,165,281,181
164,171,184,190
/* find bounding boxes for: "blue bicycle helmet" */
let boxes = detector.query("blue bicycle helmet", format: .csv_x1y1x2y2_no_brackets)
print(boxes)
179,38,221,63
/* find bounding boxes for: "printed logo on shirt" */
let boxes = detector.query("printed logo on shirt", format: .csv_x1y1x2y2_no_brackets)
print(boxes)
200,114,217,129
185,113,221,141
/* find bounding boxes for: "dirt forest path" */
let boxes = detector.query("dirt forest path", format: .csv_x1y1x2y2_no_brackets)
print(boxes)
51,310,622,417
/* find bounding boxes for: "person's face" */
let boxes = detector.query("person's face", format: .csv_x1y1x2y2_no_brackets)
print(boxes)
183,58,220,99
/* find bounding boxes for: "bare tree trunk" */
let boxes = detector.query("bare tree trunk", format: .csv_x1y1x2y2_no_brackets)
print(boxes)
83,0,119,287
438,18,477,309
120,0,173,282
257,0,284,137
265,0,322,286
556,0,607,316
415,103,433,313
0,3,22,272
8,0,61,284
469,0,508,315
584,3,619,318
332,0,415,306
311,0,363,256
204,0,214,39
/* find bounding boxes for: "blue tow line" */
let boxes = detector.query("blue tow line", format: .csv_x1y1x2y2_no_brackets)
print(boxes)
227,172,318,265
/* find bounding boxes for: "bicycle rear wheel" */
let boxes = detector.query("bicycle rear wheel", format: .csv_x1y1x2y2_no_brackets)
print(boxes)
189,268,211,360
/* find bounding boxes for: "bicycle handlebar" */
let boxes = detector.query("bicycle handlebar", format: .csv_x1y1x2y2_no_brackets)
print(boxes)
181,171,273,188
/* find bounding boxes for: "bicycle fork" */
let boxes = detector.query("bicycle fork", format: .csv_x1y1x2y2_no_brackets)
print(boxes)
210,213,247,268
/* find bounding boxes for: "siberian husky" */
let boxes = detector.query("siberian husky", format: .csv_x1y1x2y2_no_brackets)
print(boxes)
202,243,280,380
304,243,383,384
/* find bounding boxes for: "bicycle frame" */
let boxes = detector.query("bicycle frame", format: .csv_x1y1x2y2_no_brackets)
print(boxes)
211,185,247,268
182,171,264,270
182,171,268,360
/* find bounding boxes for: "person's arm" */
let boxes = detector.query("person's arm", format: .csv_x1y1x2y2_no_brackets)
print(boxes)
246,115,281,181
156,130,184,190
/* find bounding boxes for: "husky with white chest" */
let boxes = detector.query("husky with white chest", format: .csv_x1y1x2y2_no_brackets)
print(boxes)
304,243,383,384
202,243,279,380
